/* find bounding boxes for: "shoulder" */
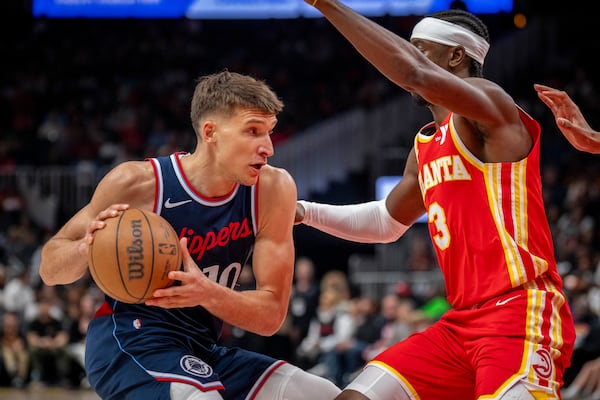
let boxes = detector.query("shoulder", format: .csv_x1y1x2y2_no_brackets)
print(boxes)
101,160,154,186
258,165,296,193
94,160,156,206
466,77,516,107
255,165,297,227
107,160,154,180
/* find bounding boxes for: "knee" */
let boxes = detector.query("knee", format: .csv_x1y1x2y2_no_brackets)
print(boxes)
256,363,341,400
170,382,224,400
287,367,342,399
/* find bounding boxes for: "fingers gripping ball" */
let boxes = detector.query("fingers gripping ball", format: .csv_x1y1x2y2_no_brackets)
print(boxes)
88,208,182,304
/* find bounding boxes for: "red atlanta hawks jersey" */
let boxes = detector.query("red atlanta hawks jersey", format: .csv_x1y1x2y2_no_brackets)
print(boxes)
414,109,562,309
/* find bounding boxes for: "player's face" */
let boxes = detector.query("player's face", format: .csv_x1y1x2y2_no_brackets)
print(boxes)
410,38,453,69
214,108,277,186
409,38,456,107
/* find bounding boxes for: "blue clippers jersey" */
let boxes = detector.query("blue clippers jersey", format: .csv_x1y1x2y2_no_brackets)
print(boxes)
100,152,258,344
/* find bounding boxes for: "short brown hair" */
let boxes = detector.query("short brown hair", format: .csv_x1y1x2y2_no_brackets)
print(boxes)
190,70,284,135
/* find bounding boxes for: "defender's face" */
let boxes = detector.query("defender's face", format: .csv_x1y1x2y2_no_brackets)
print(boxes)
409,38,456,107
410,38,453,70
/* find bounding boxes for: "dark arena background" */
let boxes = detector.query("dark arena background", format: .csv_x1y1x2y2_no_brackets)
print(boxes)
0,1,599,398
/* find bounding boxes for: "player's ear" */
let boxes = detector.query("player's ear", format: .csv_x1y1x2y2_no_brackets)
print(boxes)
449,45,467,68
202,121,217,142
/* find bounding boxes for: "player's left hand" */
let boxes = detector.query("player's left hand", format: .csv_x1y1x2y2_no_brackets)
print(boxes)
145,237,212,309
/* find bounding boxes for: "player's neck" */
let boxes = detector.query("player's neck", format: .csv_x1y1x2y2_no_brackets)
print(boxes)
178,152,237,198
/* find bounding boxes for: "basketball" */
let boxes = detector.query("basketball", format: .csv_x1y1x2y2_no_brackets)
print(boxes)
88,208,182,304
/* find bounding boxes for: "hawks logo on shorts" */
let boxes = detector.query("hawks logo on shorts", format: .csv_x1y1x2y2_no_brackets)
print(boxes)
532,348,553,380
180,355,213,378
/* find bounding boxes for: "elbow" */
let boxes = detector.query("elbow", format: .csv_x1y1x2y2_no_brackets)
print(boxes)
39,266,57,286
261,326,281,337
39,250,58,286
259,308,288,337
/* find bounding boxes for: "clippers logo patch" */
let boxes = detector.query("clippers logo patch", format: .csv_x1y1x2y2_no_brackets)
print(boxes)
180,355,213,378
133,319,142,330
532,348,552,380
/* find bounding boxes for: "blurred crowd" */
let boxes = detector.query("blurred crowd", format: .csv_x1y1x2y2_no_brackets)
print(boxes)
0,10,599,397
0,16,408,171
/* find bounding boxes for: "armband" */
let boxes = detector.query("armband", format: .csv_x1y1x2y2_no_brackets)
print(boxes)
298,199,409,243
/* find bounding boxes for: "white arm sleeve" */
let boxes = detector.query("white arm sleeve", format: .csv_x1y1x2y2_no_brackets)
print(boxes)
298,199,409,243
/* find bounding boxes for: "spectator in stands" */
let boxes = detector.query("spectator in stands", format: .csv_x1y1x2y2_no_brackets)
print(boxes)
65,292,96,387
24,284,64,324
0,264,6,309
297,287,355,382
0,181,25,230
361,293,403,361
5,213,40,270
320,270,352,307
2,269,35,320
0,311,29,388
26,297,70,388
334,295,383,386
288,256,320,352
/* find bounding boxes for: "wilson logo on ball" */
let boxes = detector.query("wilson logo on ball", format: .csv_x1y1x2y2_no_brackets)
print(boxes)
126,219,145,281
88,208,182,304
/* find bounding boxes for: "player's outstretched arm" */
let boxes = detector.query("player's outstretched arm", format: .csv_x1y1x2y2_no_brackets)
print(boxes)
296,199,409,243
534,83,600,154
305,0,503,125
296,149,424,243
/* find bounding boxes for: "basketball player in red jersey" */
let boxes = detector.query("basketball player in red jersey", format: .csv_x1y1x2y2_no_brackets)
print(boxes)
296,2,576,399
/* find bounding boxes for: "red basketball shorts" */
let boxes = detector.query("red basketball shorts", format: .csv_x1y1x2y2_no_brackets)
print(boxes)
370,287,575,399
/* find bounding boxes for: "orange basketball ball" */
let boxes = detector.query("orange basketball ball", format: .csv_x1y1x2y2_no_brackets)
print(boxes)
88,208,182,304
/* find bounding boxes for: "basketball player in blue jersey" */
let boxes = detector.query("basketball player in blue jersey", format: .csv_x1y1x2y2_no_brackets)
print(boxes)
39,71,341,400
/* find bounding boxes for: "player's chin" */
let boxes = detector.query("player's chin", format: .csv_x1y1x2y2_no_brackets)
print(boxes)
242,165,262,184
237,175,258,187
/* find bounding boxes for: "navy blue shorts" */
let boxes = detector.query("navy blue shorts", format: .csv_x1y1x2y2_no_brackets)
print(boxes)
85,313,282,400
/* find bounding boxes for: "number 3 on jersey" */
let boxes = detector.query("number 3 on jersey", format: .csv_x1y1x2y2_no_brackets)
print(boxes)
428,202,450,250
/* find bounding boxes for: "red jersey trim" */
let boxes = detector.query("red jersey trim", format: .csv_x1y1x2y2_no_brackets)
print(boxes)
252,175,259,233
92,301,114,318
150,373,224,392
147,158,160,213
